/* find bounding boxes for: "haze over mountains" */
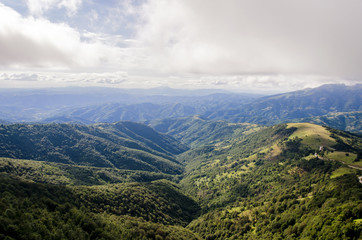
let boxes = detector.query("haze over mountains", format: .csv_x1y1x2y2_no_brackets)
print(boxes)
0,84,360,133
0,87,260,123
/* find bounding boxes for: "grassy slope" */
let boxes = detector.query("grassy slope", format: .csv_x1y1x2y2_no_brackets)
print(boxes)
287,123,336,149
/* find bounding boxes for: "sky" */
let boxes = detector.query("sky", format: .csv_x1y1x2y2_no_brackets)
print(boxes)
0,0,361,93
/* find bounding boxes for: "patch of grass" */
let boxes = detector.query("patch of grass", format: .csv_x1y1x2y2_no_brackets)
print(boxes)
245,154,257,161
304,154,317,161
287,123,336,149
354,219,362,225
330,167,354,179
326,151,358,164
259,143,282,159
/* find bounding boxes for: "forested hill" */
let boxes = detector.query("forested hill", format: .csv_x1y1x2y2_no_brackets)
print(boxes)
0,122,188,174
0,175,201,239
180,123,362,239
148,115,262,148
206,84,362,125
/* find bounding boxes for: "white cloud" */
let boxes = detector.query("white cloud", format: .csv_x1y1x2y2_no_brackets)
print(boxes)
26,0,82,16
0,3,130,71
0,71,129,87
134,0,362,78
0,0,361,92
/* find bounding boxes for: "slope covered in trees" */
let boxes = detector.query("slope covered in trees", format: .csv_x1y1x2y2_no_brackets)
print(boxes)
179,123,362,239
0,120,361,239
148,115,262,148
0,158,180,185
0,174,200,240
0,122,187,174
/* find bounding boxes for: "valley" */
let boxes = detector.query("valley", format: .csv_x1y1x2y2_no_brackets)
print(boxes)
0,84,361,239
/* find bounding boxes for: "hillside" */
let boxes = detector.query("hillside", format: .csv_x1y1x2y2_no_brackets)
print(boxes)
295,111,362,134
0,174,201,239
179,123,362,239
0,122,187,174
0,121,361,239
0,157,180,185
148,115,262,148
206,84,362,126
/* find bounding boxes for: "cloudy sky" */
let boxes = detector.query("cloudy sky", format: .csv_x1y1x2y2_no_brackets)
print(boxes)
0,0,361,93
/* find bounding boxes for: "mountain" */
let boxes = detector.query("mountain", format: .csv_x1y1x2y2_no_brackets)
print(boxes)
41,93,259,124
179,123,362,239
294,111,362,134
0,122,187,174
148,115,262,148
206,84,362,126
1,84,360,134
0,84,361,134
0,87,260,122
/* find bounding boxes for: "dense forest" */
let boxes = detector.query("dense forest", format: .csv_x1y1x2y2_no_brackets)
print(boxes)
0,119,361,239
0,122,187,174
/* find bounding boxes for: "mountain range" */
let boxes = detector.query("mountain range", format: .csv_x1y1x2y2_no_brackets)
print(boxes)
0,84,360,134
205,84,361,125
0,84,361,239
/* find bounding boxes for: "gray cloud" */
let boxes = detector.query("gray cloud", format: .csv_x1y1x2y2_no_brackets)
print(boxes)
135,0,362,78
0,72,38,81
0,1,361,92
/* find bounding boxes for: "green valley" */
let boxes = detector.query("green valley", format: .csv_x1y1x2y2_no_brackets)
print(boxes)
0,120,361,239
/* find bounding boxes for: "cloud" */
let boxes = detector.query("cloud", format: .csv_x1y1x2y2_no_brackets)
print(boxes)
0,3,129,71
0,71,129,86
134,0,362,78
0,0,361,92
26,0,82,16
0,72,39,81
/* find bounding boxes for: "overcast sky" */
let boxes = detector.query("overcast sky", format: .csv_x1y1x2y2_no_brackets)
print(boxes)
0,0,361,93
